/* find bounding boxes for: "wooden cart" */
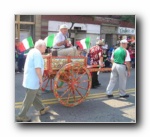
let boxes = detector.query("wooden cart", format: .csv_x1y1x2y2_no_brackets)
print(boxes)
42,55,111,107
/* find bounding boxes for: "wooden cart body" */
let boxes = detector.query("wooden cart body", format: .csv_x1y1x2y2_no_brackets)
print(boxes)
42,55,111,107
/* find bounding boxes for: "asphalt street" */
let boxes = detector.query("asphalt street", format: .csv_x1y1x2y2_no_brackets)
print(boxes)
15,68,135,123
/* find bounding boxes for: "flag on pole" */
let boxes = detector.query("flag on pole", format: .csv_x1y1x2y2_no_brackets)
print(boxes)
44,34,55,48
18,36,34,52
76,37,90,50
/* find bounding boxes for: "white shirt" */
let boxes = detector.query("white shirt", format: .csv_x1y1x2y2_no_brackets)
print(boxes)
23,48,44,90
53,31,66,48
102,44,108,49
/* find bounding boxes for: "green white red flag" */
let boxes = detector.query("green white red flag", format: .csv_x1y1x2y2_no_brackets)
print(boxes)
18,36,34,52
76,37,91,50
44,34,55,48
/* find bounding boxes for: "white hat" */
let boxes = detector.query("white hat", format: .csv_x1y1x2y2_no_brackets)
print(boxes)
59,24,68,30
120,39,128,44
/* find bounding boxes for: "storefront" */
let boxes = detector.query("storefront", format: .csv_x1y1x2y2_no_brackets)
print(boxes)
117,27,135,45
47,20,100,46
100,24,118,48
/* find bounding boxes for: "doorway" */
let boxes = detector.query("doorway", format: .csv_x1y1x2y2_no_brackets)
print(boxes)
105,34,113,48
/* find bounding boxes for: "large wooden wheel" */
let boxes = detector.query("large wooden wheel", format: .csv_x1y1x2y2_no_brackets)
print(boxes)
53,62,92,107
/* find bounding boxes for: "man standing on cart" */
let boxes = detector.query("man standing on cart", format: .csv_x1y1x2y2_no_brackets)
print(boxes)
89,40,104,88
52,24,78,56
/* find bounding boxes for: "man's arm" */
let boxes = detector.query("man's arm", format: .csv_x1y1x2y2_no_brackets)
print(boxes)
42,53,51,59
125,50,131,77
99,52,104,67
56,40,67,46
125,61,131,77
35,68,43,87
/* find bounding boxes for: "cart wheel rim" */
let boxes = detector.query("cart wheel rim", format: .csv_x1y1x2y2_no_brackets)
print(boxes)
53,62,92,107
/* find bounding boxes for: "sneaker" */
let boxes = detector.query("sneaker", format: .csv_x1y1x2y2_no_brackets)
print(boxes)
107,95,114,98
120,94,129,98
40,106,50,115
16,116,31,122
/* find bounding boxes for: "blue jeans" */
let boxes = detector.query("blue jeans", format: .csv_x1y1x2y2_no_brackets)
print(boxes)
18,58,25,72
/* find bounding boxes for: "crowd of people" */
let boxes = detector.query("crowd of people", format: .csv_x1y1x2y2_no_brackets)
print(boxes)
15,24,135,122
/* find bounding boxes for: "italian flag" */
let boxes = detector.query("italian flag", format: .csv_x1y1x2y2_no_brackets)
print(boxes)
18,37,34,52
44,34,55,48
76,37,90,50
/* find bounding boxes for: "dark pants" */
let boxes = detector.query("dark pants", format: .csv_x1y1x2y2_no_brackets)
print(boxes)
92,72,99,87
104,60,111,68
18,58,25,72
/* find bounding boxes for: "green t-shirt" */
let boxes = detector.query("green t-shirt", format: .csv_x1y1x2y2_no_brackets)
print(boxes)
113,47,126,64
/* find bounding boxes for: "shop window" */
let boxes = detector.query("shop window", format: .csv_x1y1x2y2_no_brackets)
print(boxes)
20,15,34,22
15,15,35,41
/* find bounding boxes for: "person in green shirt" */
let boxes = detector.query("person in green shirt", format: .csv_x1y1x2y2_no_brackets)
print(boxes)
106,39,131,98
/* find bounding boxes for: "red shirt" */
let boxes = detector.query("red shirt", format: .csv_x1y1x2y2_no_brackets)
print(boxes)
128,49,135,59
89,45,103,65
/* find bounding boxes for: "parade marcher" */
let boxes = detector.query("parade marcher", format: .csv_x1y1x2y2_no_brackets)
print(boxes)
16,39,50,122
52,24,78,56
106,39,131,98
89,40,104,88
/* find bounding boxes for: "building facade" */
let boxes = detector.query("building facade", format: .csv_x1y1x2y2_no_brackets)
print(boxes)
15,15,135,48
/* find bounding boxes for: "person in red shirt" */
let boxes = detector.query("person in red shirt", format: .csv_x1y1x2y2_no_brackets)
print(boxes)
128,46,135,68
89,40,104,88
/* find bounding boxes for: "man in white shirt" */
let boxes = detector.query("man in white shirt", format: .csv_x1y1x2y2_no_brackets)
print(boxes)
16,39,50,122
52,24,78,56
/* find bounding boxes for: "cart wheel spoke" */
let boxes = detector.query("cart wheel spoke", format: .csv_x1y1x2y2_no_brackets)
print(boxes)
43,77,48,82
57,84,68,90
76,71,87,81
76,85,88,91
41,79,50,91
60,88,70,98
80,79,91,83
75,88,83,98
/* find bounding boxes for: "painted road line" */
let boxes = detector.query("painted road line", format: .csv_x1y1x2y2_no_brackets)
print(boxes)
15,88,135,106
15,88,135,108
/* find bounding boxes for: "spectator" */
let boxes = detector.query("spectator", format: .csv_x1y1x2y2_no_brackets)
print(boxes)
128,46,135,68
16,41,25,73
15,38,19,72
103,49,111,68
102,42,108,50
